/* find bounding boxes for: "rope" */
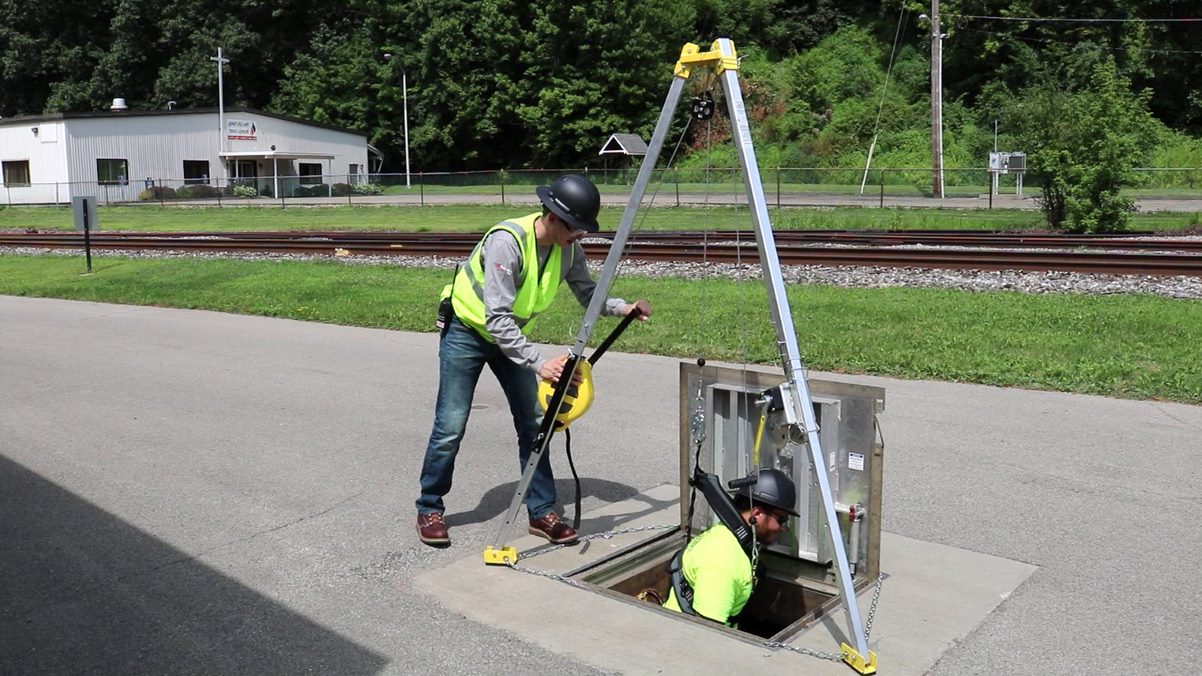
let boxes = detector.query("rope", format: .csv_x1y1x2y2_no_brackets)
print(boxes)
860,6,910,193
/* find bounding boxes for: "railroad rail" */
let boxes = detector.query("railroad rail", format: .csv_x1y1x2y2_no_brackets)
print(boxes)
2,230,1200,276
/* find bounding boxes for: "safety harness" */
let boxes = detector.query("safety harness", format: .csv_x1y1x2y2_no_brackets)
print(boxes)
668,466,758,620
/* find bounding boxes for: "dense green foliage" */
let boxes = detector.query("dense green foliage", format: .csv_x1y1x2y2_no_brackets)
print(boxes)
2,0,1200,195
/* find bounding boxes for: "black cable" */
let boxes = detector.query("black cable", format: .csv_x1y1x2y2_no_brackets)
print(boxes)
564,427,582,531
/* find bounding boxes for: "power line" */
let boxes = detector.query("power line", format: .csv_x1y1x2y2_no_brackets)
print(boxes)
958,26,1202,56
946,14,1200,23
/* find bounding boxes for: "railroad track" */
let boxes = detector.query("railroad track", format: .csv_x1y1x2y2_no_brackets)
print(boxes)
2,230,1200,276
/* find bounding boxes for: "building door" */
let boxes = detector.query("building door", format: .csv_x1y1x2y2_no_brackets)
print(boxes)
235,160,258,179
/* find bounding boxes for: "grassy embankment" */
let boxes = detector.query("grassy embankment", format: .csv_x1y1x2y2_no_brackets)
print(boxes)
2,203,1200,233
2,227,1200,404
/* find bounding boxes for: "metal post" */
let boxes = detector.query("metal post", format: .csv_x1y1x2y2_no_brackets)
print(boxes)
714,36,872,667
82,205,93,274
210,48,229,183
928,3,944,198
403,70,411,188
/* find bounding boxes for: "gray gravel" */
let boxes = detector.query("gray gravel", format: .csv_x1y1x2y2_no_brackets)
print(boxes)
5,241,1202,299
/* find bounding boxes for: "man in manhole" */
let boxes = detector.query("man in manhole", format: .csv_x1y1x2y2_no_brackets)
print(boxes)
663,468,800,625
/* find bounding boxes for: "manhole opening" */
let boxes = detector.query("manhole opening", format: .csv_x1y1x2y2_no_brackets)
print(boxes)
572,529,850,643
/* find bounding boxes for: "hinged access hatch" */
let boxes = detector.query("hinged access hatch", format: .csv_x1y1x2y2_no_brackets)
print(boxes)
572,362,884,643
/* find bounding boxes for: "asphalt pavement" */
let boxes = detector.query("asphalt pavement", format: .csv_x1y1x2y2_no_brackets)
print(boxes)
2,296,1199,674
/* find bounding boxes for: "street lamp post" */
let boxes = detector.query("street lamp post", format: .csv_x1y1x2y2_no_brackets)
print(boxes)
402,69,411,188
920,5,945,199
384,53,411,188
210,47,230,183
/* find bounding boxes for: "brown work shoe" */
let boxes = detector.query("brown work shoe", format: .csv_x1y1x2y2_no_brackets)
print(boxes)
528,511,578,545
417,512,450,546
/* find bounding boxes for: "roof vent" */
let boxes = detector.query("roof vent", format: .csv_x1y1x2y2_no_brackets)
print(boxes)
110,98,128,112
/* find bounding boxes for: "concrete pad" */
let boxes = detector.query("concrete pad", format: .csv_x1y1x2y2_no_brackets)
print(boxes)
419,485,1036,675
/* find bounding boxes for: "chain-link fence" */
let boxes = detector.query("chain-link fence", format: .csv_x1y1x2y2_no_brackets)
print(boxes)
5,167,1201,209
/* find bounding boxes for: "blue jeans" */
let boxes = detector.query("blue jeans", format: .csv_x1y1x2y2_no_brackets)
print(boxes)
416,317,557,518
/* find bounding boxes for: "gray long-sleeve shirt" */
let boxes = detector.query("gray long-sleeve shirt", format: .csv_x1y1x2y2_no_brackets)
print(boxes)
480,229,627,374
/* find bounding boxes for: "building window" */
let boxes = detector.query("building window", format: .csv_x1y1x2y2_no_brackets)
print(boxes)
183,160,210,185
348,163,361,184
97,158,129,185
2,160,31,186
298,163,323,185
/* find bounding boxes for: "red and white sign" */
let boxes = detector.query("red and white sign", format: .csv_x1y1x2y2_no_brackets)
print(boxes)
226,119,257,140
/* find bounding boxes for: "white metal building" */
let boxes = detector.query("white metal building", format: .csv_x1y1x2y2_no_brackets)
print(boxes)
0,106,370,205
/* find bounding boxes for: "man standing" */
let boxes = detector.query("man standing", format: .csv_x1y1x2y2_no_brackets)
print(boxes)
663,469,799,625
415,174,652,547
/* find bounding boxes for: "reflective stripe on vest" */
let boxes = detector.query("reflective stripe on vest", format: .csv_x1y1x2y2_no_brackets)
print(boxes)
446,213,570,339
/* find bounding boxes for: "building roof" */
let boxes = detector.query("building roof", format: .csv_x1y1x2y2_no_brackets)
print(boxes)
220,150,336,161
599,133,648,156
0,107,366,137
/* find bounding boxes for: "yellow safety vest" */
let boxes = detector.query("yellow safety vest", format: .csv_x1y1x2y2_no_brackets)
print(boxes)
442,213,567,340
663,524,753,625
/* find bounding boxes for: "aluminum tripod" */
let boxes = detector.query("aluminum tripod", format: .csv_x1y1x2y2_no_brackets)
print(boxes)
483,38,876,674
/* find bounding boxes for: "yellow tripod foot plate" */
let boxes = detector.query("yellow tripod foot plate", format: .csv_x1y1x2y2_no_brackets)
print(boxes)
840,644,877,674
482,546,518,566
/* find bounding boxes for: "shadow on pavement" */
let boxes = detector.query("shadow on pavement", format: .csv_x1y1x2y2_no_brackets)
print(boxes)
0,454,387,674
446,477,644,528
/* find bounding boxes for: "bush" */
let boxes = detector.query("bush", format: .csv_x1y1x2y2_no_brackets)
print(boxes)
351,182,384,195
1006,60,1157,233
138,186,177,201
292,184,330,198
176,184,221,199
331,182,353,196
233,184,259,199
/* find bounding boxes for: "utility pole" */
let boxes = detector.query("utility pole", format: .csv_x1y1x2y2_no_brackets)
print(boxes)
210,48,229,182
402,69,411,188
924,2,945,199
384,53,412,188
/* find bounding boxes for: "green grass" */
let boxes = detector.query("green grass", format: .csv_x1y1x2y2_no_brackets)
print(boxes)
2,252,1199,404
3,203,1199,233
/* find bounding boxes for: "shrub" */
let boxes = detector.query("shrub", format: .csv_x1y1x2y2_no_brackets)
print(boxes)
233,184,259,199
138,186,177,201
331,182,353,196
292,184,331,198
351,182,383,195
176,184,221,199
1006,60,1157,233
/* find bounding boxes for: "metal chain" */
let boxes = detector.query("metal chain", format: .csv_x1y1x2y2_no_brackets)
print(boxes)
689,385,706,448
863,572,885,639
763,640,848,663
504,524,678,584
504,532,886,666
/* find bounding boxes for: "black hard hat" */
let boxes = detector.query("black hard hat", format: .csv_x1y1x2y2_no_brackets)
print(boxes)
737,468,800,517
536,174,601,233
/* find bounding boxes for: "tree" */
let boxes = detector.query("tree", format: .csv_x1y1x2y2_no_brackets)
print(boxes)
515,0,694,167
1005,59,1158,232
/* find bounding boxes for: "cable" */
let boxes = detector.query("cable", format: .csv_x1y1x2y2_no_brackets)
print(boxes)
861,6,910,193
946,14,1201,24
957,26,1202,57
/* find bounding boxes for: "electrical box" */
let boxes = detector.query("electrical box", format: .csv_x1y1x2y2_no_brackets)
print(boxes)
989,151,1026,175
